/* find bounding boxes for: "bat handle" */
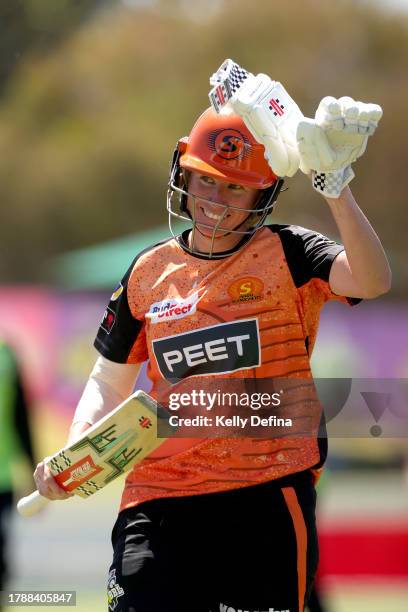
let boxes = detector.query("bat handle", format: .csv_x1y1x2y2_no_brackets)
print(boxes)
17,491,50,517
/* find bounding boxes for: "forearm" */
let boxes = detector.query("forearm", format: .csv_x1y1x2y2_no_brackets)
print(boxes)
325,186,392,296
34,357,141,500
69,356,141,443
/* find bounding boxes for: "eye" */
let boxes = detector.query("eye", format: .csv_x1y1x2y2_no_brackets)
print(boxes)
200,175,215,185
228,183,245,192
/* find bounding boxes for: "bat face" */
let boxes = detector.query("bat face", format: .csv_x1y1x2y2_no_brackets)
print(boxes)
46,391,175,499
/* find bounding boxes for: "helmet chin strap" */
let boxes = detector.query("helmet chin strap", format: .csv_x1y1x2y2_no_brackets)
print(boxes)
228,193,263,235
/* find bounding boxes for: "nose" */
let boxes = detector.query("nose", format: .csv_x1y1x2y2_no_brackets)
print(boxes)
206,184,228,206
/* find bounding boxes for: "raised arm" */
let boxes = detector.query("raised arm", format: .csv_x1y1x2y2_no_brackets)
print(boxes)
325,186,391,298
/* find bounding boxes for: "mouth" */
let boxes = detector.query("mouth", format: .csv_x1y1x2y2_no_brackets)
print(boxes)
200,207,229,222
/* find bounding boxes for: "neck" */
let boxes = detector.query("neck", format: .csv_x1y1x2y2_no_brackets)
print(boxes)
186,227,257,258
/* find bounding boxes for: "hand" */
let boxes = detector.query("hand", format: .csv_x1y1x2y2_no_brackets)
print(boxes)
66,420,92,445
33,457,72,501
33,423,91,501
297,96,383,198
209,59,304,177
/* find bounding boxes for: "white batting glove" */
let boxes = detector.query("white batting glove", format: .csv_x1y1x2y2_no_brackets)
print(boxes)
209,59,304,177
297,96,383,198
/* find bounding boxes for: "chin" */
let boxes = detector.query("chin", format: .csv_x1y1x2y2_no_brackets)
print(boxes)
194,220,230,235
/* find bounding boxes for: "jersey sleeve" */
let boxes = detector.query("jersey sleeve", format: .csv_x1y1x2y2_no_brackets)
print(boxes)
273,224,362,304
93,259,148,364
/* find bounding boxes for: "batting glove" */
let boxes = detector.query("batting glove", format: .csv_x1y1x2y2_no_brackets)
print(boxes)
297,96,383,198
209,59,304,178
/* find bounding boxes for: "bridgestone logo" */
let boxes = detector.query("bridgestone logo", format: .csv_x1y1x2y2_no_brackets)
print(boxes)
153,319,260,381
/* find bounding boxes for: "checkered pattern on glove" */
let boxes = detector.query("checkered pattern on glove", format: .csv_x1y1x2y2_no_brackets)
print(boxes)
312,165,355,198
209,59,251,113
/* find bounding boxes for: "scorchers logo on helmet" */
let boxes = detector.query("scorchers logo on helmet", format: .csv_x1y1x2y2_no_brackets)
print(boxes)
152,319,260,381
208,128,251,161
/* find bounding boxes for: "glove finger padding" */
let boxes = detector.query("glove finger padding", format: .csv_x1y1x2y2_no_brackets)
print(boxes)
298,95,383,173
298,95,382,198
229,74,304,177
233,83,289,174
338,96,360,134
315,96,344,131
366,103,383,135
357,104,371,134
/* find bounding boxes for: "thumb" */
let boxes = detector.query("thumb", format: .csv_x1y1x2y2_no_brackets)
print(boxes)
262,134,290,177
313,124,336,169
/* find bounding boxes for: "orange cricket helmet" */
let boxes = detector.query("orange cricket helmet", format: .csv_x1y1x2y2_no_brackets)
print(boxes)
179,107,278,189
167,107,284,258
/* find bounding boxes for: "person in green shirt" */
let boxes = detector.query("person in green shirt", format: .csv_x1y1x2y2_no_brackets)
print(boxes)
0,339,35,606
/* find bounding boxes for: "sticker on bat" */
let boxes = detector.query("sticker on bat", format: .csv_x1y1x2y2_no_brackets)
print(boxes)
54,455,103,492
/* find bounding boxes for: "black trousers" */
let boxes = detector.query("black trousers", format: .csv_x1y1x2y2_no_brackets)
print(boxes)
108,471,318,612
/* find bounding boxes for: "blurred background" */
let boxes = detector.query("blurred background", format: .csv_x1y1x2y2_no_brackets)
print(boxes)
0,0,407,610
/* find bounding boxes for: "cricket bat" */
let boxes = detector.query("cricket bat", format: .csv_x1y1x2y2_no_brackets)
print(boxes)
17,390,175,517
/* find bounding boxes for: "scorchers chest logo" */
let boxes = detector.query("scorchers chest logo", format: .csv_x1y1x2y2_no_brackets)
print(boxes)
152,319,260,381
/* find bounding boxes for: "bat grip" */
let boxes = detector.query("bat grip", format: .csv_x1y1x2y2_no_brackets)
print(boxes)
17,491,50,517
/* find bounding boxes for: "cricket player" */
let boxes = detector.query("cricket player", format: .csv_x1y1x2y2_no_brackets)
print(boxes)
34,74,391,611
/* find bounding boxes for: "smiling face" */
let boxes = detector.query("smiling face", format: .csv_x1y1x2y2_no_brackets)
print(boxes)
186,172,260,254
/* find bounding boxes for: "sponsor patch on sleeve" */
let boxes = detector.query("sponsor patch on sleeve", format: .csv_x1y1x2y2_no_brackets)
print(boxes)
100,307,116,334
110,284,124,301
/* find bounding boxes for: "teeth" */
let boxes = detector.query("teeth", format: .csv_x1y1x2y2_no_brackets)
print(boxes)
203,209,222,220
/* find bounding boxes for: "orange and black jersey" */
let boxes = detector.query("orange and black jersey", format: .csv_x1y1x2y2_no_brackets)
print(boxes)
94,224,359,510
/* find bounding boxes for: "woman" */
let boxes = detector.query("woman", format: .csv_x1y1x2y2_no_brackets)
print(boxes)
34,106,390,612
